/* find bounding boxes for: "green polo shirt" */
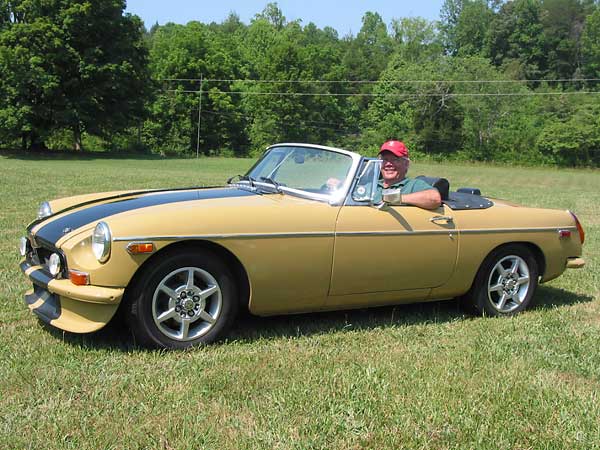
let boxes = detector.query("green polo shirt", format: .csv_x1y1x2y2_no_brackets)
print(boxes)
373,177,435,203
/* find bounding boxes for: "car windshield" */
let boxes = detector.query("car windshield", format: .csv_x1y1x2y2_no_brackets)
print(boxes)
243,145,354,198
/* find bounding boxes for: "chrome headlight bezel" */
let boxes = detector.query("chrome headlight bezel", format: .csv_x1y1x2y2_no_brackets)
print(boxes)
92,221,112,263
37,201,52,219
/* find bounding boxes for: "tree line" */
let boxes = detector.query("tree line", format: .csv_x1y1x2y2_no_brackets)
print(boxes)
1,0,599,166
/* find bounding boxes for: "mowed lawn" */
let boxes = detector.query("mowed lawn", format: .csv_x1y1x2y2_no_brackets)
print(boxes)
0,152,599,449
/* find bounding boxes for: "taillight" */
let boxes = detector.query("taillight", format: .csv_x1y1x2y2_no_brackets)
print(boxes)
568,211,585,244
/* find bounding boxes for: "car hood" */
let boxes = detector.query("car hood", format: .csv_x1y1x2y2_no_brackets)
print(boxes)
30,186,259,246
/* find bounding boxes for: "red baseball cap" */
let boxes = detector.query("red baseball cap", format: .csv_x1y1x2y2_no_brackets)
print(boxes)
379,140,409,159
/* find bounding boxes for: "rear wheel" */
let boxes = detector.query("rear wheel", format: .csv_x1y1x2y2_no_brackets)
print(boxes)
127,249,238,348
466,244,539,316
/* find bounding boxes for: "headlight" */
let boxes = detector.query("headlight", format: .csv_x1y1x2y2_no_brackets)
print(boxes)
37,201,52,219
92,221,112,263
48,253,62,276
19,237,29,257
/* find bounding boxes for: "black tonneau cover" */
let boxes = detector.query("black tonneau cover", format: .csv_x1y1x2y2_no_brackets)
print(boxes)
444,192,493,210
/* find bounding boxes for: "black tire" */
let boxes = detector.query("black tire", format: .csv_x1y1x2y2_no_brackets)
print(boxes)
465,244,539,317
126,249,238,349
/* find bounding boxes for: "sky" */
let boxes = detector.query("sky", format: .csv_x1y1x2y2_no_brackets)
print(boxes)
125,0,445,36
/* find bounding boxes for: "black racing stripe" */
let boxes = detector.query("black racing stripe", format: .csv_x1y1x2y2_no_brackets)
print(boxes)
36,187,256,244
26,287,61,322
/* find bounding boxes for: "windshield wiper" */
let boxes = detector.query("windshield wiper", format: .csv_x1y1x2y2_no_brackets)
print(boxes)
228,174,256,187
259,176,283,193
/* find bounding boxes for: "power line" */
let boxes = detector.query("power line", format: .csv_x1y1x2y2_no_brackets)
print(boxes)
164,88,600,98
162,77,600,84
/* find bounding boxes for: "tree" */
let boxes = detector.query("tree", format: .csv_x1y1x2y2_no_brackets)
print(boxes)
539,0,588,81
236,13,348,153
361,57,465,156
146,21,245,155
487,0,545,80
391,17,442,62
439,0,464,55
535,102,600,165
581,8,600,79
0,0,151,150
454,0,494,56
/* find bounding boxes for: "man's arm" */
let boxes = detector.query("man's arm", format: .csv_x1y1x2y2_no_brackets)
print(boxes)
401,188,442,210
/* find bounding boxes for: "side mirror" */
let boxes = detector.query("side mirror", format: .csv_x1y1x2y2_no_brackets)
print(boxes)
381,188,403,205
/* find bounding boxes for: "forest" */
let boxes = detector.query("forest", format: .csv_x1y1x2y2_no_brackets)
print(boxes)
1,0,599,166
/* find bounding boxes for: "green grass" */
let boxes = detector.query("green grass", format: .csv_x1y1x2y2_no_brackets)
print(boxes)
1,153,599,449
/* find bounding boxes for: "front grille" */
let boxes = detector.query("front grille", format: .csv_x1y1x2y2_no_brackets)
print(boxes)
26,237,67,278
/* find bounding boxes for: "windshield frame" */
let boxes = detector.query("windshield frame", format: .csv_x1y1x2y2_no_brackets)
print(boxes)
235,143,363,206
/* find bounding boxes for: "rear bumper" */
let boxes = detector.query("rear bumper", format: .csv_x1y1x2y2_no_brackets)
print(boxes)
566,257,585,269
20,260,124,333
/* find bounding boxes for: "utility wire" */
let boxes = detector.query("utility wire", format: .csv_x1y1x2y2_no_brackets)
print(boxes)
165,89,600,97
162,77,600,84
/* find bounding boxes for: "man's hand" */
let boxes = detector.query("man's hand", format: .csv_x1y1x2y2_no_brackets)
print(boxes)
325,177,341,191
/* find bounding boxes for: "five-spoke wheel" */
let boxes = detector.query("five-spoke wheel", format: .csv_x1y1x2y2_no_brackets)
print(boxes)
152,267,222,341
465,244,539,316
127,249,237,348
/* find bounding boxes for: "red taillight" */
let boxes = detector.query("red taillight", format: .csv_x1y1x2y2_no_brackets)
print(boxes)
569,211,585,244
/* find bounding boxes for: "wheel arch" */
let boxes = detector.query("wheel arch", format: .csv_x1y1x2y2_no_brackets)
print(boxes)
471,241,546,289
459,240,544,315
124,239,251,312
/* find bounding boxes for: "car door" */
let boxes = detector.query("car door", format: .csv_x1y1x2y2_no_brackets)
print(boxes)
328,159,458,298
329,203,458,296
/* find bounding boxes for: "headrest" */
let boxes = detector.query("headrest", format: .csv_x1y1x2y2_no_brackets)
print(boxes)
416,176,449,200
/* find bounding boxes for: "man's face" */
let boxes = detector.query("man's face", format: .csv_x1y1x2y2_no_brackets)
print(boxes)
379,151,409,184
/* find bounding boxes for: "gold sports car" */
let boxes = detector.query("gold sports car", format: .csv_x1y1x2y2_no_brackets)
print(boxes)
19,144,586,348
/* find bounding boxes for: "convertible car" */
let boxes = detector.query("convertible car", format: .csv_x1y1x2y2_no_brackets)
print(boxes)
19,143,585,348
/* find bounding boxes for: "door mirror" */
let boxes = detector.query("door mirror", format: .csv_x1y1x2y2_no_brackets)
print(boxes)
381,188,403,205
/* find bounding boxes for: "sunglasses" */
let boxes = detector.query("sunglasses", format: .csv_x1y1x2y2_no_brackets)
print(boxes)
378,155,409,164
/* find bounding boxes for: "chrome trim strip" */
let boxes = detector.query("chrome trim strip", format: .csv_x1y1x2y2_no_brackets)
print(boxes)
336,230,451,237
114,226,575,242
460,226,576,235
114,232,335,242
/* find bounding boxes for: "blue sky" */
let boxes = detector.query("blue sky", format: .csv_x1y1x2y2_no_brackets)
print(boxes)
125,0,445,36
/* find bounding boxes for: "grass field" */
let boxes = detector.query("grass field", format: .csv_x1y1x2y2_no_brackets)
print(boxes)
1,152,598,449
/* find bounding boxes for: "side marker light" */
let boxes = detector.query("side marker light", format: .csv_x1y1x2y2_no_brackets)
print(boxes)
558,230,571,239
69,269,90,286
127,242,155,255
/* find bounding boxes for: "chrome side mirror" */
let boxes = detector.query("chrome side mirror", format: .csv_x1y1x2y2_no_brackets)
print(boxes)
381,188,403,205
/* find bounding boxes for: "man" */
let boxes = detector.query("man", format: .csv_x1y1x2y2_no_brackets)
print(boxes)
376,140,441,210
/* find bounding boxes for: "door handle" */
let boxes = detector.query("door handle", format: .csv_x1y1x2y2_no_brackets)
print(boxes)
430,215,453,223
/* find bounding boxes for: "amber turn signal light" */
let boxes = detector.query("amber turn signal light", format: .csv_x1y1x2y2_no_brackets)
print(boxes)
69,269,90,286
126,242,155,255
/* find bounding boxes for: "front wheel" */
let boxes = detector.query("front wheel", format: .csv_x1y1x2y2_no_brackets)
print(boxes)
466,244,539,316
126,249,238,349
